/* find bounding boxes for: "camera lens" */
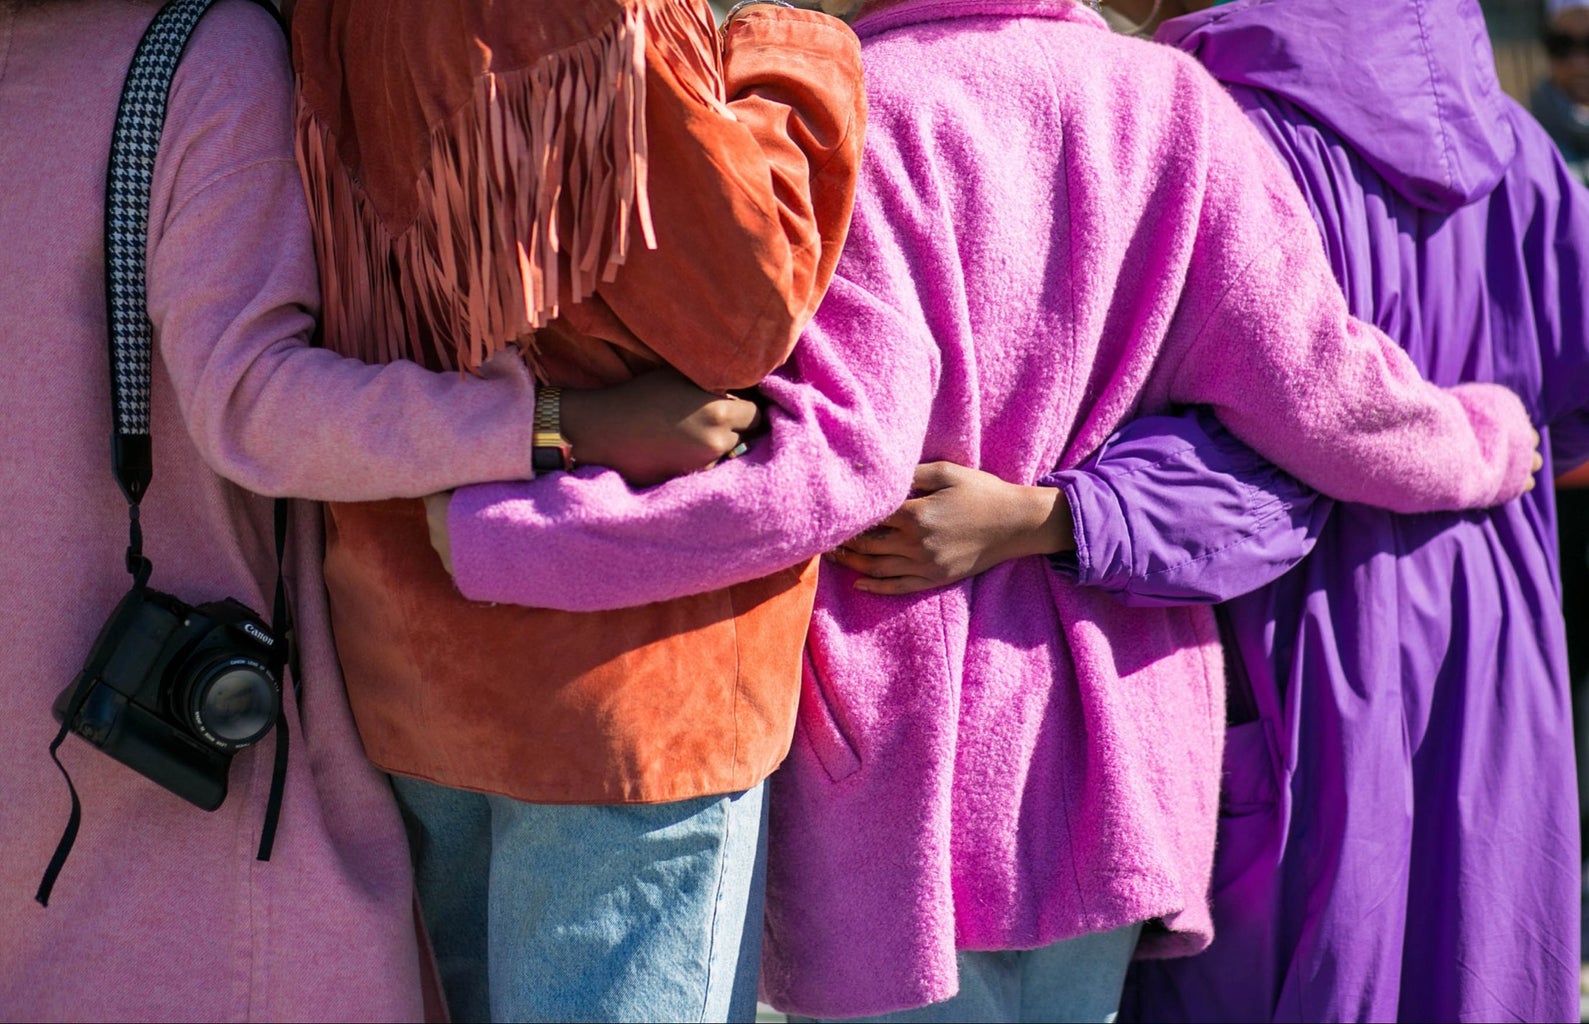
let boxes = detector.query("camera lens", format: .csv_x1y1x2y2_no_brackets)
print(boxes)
184,659,278,749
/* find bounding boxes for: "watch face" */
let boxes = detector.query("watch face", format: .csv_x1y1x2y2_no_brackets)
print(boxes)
532,447,566,473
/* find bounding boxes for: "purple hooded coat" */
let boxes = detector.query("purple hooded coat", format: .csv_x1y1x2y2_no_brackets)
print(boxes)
1051,1,1589,1020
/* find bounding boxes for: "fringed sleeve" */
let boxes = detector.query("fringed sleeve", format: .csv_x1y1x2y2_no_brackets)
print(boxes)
296,0,864,392
297,0,724,373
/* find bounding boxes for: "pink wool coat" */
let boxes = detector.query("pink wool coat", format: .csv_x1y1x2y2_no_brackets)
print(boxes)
0,2,541,1019
443,0,1537,1016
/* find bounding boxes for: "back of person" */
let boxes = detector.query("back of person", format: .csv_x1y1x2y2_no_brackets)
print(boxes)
761,11,1229,1006
1125,2,1589,1020
291,1,868,1019
0,1,430,1016
291,0,861,810
757,0,1540,1016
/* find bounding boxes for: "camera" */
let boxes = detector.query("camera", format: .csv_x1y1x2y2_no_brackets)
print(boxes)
53,586,282,811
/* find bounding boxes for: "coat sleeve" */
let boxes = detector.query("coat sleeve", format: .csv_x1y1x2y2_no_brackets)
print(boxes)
1045,409,1329,607
1155,78,1538,513
446,270,939,611
556,4,866,391
146,3,538,502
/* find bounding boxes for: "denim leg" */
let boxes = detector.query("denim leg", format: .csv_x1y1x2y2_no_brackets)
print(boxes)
792,952,1020,1024
717,785,770,1022
1017,922,1141,1023
486,784,767,1023
391,775,493,1024
798,923,1142,1024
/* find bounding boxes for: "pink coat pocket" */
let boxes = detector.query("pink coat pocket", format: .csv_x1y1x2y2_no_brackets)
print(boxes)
797,651,862,782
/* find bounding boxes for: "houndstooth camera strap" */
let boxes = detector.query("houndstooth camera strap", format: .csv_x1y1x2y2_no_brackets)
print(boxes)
36,0,294,910
105,0,229,505
103,0,295,864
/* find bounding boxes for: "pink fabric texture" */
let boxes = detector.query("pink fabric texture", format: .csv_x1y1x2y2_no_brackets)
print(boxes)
0,2,539,1019
444,1,1536,1016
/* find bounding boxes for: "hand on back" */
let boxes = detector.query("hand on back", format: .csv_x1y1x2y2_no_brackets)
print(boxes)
425,367,762,574
830,461,1076,595
561,367,762,489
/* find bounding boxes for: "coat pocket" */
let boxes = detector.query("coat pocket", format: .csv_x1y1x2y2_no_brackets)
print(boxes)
1220,718,1278,815
797,649,861,782
1212,717,1282,900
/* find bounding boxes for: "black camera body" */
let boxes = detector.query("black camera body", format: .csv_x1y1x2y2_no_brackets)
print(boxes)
54,587,282,811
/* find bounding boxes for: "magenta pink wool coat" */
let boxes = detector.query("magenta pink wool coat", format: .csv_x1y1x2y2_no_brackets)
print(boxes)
0,2,542,1019
441,1,1538,1016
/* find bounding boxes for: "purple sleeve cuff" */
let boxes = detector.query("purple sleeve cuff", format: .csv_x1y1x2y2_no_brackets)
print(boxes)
1036,471,1125,590
1041,409,1330,607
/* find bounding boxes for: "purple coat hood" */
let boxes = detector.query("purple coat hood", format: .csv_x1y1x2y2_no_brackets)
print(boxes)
1160,0,1516,211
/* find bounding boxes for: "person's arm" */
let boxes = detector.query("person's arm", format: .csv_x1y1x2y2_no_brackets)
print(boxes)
148,3,755,502
441,268,939,611
1151,70,1538,511
827,76,1545,603
831,409,1330,605
143,4,536,500
421,48,922,612
555,2,866,390
1043,411,1328,604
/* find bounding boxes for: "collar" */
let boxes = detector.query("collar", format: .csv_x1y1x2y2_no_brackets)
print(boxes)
852,0,1105,40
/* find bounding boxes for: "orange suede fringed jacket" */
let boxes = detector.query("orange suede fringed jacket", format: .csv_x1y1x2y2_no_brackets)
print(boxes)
292,0,865,803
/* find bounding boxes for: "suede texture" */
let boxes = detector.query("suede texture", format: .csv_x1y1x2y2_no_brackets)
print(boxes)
326,500,816,802
302,4,863,803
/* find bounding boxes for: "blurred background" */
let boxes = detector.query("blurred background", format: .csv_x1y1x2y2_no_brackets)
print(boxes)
1484,0,1559,98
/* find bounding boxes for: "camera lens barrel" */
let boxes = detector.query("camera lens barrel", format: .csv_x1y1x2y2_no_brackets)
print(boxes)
180,656,279,750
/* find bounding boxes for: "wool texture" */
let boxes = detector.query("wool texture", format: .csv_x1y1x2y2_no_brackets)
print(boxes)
447,0,1536,1016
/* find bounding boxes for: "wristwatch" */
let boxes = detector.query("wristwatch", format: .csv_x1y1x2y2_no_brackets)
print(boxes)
531,386,574,473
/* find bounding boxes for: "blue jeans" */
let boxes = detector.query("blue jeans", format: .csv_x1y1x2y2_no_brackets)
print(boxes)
392,776,768,1023
797,923,1142,1024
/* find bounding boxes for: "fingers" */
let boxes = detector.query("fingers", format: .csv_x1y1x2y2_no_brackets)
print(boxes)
1528,430,1543,489
912,461,959,493
422,490,452,524
828,546,923,580
838,527,907,556
854,494,934,540
717,394,762,434
839,497,934,552
730,389,770,437
710,440,752,471
422,491,455,575
853,574,943,596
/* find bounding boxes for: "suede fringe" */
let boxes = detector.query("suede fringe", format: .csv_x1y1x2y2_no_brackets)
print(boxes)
296,0,723,373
